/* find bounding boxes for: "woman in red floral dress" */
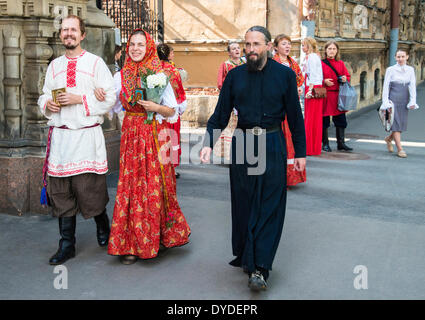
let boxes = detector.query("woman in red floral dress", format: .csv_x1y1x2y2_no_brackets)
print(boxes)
157,43,187,176
107,30,191,265
273,34,306,187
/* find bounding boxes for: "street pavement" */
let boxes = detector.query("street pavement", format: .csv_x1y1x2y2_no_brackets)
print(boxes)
1,83,424,300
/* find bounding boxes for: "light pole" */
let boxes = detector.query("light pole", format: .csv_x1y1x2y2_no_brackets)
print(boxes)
389,0,400,66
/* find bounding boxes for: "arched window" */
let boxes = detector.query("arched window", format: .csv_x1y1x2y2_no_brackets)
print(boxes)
374,69,380,95
360,71,367,100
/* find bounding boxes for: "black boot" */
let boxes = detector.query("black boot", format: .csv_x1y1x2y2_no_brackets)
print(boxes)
94,210,110,247
322,127,332,152
336,127,353,151
49,216,76,265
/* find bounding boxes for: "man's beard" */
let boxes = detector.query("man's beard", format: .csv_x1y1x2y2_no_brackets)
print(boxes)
246,51,267,72
64,44,78,50
63,37,78,50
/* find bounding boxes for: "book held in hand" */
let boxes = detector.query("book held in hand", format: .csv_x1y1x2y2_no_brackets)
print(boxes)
52,88,66,106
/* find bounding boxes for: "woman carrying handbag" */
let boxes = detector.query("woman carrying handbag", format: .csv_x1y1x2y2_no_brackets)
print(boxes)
302,37,325,156
321,41,352,152
381,49,419,158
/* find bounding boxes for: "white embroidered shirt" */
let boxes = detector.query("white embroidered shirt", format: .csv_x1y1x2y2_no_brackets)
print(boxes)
38,50,116,177
303,53,323,86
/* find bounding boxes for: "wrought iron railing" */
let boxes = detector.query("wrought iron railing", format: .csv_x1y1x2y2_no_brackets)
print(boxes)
101,0,164,45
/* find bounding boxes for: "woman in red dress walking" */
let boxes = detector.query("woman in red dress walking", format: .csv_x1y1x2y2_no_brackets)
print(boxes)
273,34,306,186
157,43,187,177
321,41,352,152
107,30,191,265
302,37,324,156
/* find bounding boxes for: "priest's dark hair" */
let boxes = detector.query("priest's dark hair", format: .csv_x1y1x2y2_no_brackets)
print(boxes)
246,26,272,43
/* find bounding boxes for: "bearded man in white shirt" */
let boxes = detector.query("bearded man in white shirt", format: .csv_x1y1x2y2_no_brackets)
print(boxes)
38,15,116,265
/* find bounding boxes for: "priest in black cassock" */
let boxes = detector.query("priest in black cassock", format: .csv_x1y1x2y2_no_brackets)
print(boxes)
200,26,306,291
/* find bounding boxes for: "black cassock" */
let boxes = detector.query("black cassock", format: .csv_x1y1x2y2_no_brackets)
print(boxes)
203,58,306,277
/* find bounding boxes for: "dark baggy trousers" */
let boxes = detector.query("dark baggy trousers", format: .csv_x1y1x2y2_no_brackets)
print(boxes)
48,173,109,219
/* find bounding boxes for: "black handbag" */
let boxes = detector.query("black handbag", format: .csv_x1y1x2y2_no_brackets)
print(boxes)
322,59,343,84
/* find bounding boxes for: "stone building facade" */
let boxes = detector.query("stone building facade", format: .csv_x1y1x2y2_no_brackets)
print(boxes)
0,0,119,215
163,0,425,127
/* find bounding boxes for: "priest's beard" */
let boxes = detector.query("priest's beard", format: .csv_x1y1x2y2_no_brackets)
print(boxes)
246,51,267,72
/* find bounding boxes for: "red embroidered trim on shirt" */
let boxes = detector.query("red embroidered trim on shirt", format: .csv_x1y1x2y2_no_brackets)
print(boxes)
47,158,108,176
48,159,107,170
66,60,77,87
77,58,99,78
48,167,108,176
65,50,86,60
65,50,86,87
82,95,90,116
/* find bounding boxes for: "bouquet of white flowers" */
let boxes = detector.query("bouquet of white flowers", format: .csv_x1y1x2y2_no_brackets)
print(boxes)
140,70,169,124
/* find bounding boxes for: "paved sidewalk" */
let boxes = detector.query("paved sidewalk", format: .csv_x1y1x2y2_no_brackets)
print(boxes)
1,83,424,300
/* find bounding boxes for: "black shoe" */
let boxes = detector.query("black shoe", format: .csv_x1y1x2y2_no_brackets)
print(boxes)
175,172,180,179
94,210,110,247
119,255,138,265
322,144,332,152
322,127,332,152
49,216,76,265
336,127,353,151
248,271,267,291
159,244,169,254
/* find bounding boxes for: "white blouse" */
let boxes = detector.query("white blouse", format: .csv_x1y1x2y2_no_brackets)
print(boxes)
303,53,323,86
112,72,179,124
382,63,418,109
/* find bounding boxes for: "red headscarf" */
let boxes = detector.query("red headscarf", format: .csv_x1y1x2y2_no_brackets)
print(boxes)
120,29,163,108
273,53,304,88
160,61,186,104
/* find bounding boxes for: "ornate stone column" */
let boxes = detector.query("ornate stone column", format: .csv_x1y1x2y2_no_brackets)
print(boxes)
2,27,22,140
23,20,54,148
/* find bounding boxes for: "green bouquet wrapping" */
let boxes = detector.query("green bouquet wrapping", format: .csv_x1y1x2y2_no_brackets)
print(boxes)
140,70,169,124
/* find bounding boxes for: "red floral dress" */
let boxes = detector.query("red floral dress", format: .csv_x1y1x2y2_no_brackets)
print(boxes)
161,61,186,167
108,30,190,259
273,54,307,187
